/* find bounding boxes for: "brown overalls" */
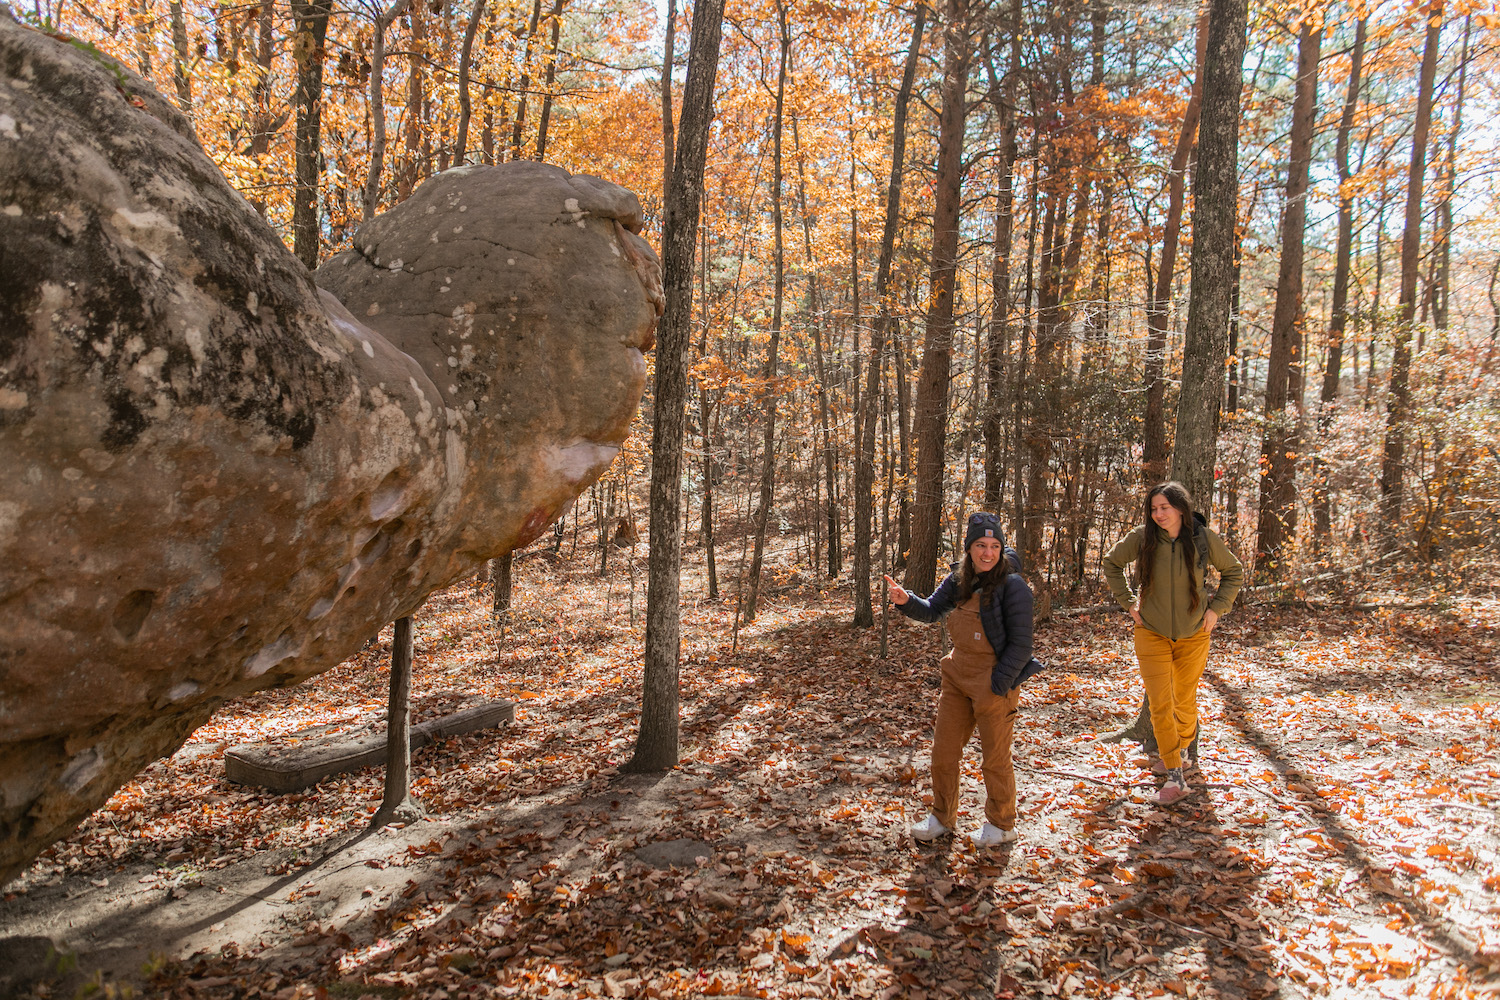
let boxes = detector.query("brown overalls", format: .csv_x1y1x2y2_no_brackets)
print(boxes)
930,595,1021,831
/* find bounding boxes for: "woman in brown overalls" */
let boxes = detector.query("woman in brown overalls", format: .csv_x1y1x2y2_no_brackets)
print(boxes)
884,512,1040,847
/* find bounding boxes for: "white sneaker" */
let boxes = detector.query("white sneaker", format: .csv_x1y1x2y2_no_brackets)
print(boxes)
969,822,1019,847
910,814,951,842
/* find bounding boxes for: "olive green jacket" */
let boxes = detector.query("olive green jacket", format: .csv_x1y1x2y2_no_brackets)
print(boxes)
1102,520,1244,641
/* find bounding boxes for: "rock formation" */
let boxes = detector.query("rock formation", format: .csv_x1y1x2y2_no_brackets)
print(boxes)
0,12,660,884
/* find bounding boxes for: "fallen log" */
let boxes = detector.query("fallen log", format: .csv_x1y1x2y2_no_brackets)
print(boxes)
224,701,514,792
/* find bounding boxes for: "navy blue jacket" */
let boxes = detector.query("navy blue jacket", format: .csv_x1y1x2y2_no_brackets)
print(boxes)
896,553,1041,693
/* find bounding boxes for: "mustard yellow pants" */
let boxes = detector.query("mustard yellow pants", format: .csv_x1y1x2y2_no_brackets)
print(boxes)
1133,626,1212,769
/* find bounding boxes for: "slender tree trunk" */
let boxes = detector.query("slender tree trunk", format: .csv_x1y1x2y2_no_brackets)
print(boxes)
895,319,913,567
906,0,973,596
742,0,791,623
372,615,422,825
853,2,925,627
291,0,333,269
1023,165,1090,598
247,0,274,218
1313,17,1365,543
511,0,544,158
1169,0,1247,517
1432,13,1469,333
130,0,153,76
1380,4,1443,537
660,0,676,203
1487,254,1500,373
491,551,513,618
1012,130,1040,555
790,116,841,577
1142,11,1209,481
628,0,726,772
363,0,414,221
168,0,193,113
455,0,489,166
983,0,1021,512
1253,17,1319,582
533,0,565,160
482,19,497,166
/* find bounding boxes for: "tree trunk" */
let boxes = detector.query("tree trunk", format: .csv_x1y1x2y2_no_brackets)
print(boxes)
982,0,1021,513
362,0,413,221
454,0,489,166
1023,164,1089,600
1431,13,1469,334
511,0,544,158
247,0,274,218
1011,128,1040,556
1380,4,1443,536
168,0,193,113
1312,17,1365,543
533,0,565,160
130,0,153,76
627,0,726,772
906,0,972,596
491,551,513,619
742,0,791,623
1142,11,1209,482
660,0,676,203
291,0,333,269
853,1,925,627
790,116,841,578
1253,17,1319,583
1168,0,1246,518
371,615,422,826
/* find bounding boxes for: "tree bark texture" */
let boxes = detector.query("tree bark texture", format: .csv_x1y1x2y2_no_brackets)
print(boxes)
853,2,925,627
455,0,489,166
361,0,413,221
372,616,422,826
660,0,676,205
511,0,544,158
291,0,333,268
1168,0,1246,519
628,0,726,772
742,1,790,623
1313,17,1366,542
1379,3,1442,536
906,0,972,597
1253,18,1319,582
533,0,566,160
168,0,192,113
983,0,1021,513
1141,11,1208,483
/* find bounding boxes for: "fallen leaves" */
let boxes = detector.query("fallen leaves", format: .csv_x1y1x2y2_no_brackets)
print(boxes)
7,579,1500,999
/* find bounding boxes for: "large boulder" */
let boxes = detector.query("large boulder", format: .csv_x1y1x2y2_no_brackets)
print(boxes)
0,13,660,884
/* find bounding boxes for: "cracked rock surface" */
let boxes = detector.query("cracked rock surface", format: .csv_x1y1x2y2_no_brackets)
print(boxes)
0,12,659,884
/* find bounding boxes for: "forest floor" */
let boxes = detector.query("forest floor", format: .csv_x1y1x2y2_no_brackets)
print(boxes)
3,549,1499,1000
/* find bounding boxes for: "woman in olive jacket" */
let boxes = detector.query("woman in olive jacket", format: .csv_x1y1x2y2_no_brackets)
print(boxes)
1103,482,1243,805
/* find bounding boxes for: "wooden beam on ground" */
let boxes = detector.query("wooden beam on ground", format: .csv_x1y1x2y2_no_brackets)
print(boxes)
224,700,514,792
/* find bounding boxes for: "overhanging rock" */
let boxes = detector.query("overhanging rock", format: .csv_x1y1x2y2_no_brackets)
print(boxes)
0,12,660,885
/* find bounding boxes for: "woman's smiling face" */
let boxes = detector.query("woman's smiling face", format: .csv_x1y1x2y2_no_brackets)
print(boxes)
1151,493,1184,537
970,536,1003,572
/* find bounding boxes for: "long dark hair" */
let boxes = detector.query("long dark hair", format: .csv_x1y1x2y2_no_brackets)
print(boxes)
1138,481,1199,612
956,543,1012,602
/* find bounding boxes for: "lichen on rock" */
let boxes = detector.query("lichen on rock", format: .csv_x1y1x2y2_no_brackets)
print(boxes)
0,11,659,885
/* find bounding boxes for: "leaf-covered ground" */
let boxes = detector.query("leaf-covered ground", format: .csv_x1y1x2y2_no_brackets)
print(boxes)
4,554,1499,1000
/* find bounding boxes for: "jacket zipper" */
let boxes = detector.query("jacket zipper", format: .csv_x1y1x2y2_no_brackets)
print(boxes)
1169,534,1178,640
